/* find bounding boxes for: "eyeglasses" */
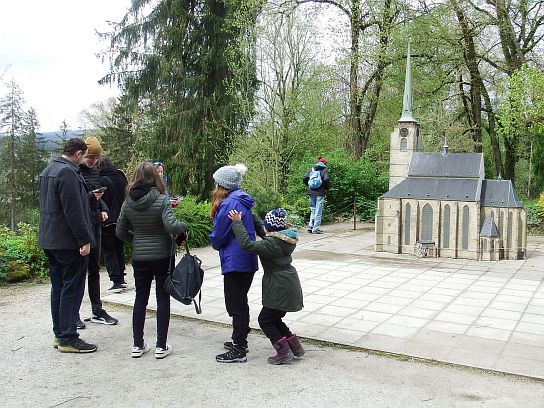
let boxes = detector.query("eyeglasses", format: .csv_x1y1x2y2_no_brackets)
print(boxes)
153,161,163,167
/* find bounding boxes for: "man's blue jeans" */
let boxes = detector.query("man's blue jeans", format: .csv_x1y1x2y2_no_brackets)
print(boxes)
45,249,88,345
309,194,325,232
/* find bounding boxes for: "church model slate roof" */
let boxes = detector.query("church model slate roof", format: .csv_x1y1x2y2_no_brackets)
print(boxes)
382,152,523,209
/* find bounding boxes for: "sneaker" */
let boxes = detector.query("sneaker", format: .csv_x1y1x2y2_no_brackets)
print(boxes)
108,283,124,293
313,229,324,234
223,341,249,353
58,338,98,353
155,344,172,359
76,317,86,330
216,346,247,363
121,280,128,288
52,337,60,349
132,343,150,358
90,310,118,325
307,228,313,233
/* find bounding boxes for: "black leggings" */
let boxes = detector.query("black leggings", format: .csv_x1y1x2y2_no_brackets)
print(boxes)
132,257,171,349
258,307,293,343
223,272,255,347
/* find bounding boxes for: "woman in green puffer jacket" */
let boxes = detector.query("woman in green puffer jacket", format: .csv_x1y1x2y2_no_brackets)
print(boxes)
227,207,305,365
116,162,188,360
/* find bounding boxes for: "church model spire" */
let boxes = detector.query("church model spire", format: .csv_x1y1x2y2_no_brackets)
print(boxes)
399,43,416,122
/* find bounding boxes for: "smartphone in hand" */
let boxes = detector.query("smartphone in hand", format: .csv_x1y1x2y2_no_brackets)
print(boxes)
94,187,107,193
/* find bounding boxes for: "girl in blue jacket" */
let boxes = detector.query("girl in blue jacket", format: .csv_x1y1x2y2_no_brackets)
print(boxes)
210,163,258,363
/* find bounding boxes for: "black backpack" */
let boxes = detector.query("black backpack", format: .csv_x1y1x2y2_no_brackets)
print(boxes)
165,245,204,314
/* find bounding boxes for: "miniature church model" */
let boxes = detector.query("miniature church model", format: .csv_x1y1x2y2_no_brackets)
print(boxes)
375,45,527,261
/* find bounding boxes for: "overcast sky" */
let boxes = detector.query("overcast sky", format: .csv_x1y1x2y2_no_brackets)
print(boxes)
0,1,130,132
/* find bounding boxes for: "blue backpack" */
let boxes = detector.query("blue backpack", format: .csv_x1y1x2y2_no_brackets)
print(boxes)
308,168,323,189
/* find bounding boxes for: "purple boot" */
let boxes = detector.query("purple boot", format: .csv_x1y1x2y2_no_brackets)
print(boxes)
268,337,294,365
286,334,305,357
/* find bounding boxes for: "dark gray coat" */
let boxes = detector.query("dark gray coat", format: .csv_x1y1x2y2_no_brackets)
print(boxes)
116,187,188,261
231,221,303,312
38,157,94,249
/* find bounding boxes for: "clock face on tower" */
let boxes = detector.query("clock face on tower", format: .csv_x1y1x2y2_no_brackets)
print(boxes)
399,127,409,137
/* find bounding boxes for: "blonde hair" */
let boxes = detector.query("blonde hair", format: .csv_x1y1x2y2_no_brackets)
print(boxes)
210,184,230,218
127,161,166,196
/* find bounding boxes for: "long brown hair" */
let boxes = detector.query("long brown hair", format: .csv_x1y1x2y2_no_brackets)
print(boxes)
127,161,166,196
210,184,230,218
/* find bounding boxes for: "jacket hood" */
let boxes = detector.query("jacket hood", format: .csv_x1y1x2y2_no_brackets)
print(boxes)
314,162,327,169
228,188,255,210
99,165,119,177
129,185,160,210
267,227,298,244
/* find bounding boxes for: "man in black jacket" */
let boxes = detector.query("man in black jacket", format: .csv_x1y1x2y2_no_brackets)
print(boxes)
78,137,118,326
303,156,330,234
38,138,97,353
97,156,128,293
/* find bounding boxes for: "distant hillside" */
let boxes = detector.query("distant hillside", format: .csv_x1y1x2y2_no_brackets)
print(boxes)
39,130,90,151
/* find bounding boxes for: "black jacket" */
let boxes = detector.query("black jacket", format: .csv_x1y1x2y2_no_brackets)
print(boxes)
99,165,128,226
79,163,109,225
38,157,94,249
303,163,330,196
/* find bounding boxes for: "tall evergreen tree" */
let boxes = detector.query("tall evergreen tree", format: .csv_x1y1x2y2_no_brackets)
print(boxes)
101,0,263,199
0,80,26,229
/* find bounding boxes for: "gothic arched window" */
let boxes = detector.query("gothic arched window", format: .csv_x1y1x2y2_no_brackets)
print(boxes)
422,204,433,241
443,205,450,248
400,138,407,151
462,205,470,250
404,203,411,245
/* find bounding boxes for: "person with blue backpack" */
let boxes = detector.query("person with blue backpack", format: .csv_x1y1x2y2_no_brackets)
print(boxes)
303,157,330,234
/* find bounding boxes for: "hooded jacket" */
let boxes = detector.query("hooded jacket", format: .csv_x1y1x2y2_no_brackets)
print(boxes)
209,189,258,274
303,162,330,196
99,164,128,225
231,221,303,312
116,185,188,261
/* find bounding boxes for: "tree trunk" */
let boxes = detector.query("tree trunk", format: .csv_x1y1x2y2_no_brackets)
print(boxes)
350,0,363,157
452,0,482,152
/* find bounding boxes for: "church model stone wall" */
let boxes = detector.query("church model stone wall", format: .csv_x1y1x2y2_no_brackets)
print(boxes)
374,46,527,261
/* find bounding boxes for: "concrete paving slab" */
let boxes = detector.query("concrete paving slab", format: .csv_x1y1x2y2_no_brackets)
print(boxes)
103,222,544,380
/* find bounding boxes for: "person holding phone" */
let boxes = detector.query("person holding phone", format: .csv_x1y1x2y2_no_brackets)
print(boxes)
116,161,188,359
97,156,128,293
38,138,97,353
77,137,118,326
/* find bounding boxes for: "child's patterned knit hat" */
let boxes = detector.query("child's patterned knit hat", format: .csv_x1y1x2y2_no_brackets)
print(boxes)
264,208,287,232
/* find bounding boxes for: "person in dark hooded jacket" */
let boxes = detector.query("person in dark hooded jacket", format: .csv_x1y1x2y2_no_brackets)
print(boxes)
116,161,188,360
228,207,305,365
97,156,128,292
209,163,258,363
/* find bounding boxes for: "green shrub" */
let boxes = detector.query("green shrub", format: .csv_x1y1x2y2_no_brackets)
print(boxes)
526,200,544,234
173,196,213,248
285,149,388,223
0,223,48,284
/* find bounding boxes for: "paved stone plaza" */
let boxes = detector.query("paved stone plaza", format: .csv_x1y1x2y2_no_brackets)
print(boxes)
104,222,544,379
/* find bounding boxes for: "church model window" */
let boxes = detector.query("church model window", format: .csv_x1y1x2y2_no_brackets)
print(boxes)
462,206,469,250
400,138,407,151
404,203,411,245
443,205,450,248
499,211,504,238
422,204,433,241
508,212,513,248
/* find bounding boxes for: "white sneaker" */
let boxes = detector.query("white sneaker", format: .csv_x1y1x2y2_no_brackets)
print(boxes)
155,343,172,359
132,343,150,358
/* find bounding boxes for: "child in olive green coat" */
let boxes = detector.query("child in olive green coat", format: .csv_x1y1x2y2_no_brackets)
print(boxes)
227,208,304,365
